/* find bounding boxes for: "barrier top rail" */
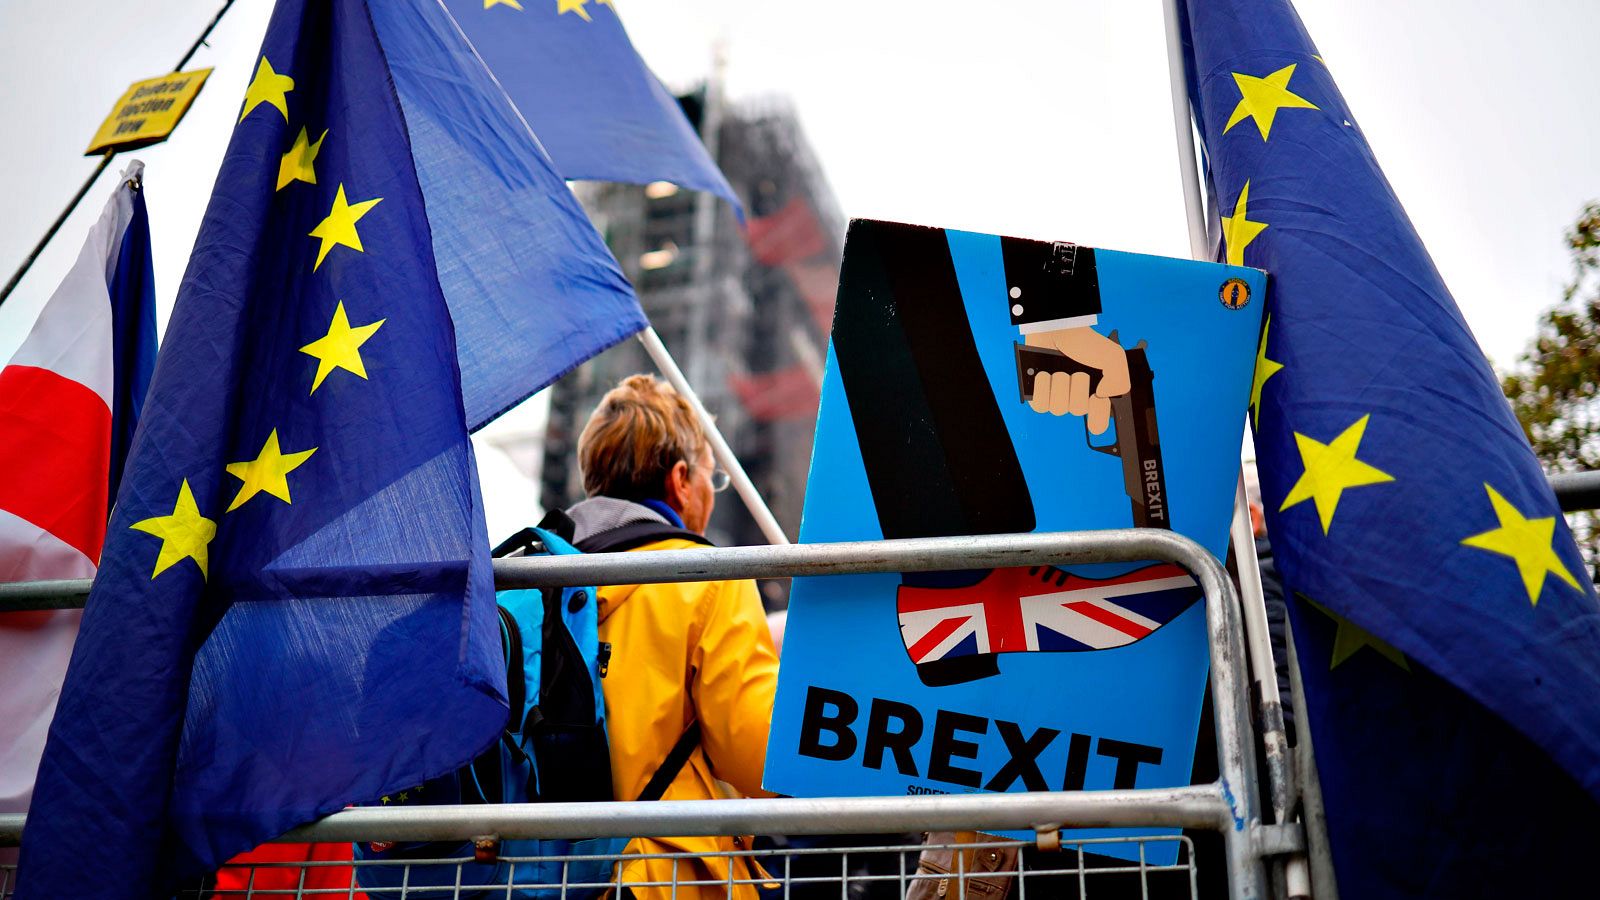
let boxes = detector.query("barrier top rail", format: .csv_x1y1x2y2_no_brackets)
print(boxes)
1549,469,1600,513
0,530,1274,899
0,529,1212,606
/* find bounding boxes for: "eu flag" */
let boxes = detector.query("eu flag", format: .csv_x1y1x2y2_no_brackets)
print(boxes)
441,0,742,215
16,0,633,894
1178,0,1600,895
379,0,645,429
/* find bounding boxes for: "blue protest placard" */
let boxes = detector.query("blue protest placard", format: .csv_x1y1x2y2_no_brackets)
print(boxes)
764,220,1266,865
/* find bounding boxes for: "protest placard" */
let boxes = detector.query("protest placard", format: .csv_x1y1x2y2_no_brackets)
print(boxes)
765,219,1266,864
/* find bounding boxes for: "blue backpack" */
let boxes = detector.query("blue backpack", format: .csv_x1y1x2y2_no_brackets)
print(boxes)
354,514,702,899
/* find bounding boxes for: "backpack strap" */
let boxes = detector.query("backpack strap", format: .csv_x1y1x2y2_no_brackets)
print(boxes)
490,511,578,558
576,521,713,554
491,527,542,559
568,511,711,801
496,605,527,729
537,508,578,543
635,721,702,802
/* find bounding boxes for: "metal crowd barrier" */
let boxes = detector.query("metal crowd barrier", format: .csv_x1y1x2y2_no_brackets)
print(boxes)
8,835,1201,898
1549,469,1600,513
3,529,1316,899
4,471,1594,898
259,836,1191,898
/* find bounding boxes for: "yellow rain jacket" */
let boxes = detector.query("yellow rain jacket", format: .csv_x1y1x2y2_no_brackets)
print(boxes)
597,536,780,900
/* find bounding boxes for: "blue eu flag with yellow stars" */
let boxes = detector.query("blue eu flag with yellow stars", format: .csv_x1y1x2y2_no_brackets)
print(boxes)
1179,0,1600,895
442,0,741,215
16,0,636,895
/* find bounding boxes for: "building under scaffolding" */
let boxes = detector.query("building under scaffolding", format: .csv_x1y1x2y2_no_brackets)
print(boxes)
539,91,845,601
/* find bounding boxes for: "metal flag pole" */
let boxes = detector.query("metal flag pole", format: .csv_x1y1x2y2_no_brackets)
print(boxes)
637,327,790,545
0,0,237,310
1158,2,1313,897
1160,2,1210,261
1284,609,1341,900
1159,2,1285,750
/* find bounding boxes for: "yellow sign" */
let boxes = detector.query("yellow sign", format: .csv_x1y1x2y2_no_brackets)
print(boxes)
85,68,213,155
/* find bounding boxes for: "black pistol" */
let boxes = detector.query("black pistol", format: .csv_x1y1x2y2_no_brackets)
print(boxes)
1013,339,1170,529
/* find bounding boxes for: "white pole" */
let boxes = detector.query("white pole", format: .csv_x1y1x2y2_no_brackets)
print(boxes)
1160,3,1282,724
1160,4,1312,897
638,327,791,545
1161,0,1211,262
1285,614,1341,899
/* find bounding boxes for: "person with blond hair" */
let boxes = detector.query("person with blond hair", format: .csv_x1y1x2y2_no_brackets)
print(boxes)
567,374,779,900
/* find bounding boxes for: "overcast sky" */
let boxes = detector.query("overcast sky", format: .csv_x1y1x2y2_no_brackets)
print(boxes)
1,0,1596,534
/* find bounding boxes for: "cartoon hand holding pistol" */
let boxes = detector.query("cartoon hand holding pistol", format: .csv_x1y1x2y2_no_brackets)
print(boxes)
1022,327,1130,434
1003,238,1131,433
1007,239,1169,530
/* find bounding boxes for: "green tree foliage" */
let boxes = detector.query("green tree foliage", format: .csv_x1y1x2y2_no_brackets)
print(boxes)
1502,202,1600,562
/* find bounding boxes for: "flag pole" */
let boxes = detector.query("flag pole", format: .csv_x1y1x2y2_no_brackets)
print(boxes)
1284,612,1341,900
1160,5,1210,262
1159,2,1314,895
1158,2,1283,728
0,0,236,311
637,327,791,545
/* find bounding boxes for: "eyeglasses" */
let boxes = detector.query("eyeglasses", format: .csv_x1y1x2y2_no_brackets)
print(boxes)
692,459,732,493
688,457,731,493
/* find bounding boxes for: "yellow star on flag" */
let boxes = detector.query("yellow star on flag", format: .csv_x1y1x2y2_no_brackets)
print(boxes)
1221,181,1268,267
300,301,386,393
1304,595,1408,671
1250,315,1284,427
239,57,294,124
484,0,522,8
558,0,593,20
277,127,327,192
1223,63,1320,141
225,429,318,512
130,479,217,580
309,185,382,272
1280,413,1394,534
1460,484,1582,606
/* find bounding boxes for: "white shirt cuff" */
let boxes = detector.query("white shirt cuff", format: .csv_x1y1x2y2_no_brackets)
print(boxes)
1018,314,1097,335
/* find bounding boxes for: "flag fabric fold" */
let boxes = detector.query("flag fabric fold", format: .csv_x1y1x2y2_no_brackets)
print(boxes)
0,161,156,824
1178,0,1600,894
440,0,741,216
10,0,639,891
375,0,646,429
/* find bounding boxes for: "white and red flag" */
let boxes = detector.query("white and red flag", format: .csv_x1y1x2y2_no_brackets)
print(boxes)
0,161,157,815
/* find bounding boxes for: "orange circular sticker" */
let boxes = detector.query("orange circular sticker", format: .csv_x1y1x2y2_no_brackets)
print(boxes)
1219,278,1251,310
